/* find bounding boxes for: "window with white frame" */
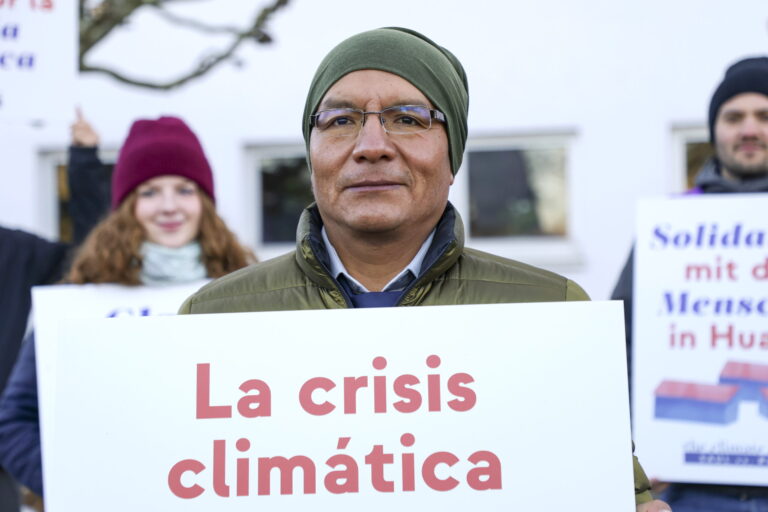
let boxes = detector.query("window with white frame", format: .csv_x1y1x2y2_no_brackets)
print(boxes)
246,145,313,257
466,145,567,238
676,126,713,190
259,153,313,243
449,133,579,268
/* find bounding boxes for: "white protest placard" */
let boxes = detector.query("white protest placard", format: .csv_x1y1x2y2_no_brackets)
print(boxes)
633,194,768,485
0,0,77,123
44,302,636,511
32,281,208,496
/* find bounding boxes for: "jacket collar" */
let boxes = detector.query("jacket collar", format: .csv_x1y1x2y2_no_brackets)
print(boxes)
294,202,465,295
694,158,768,193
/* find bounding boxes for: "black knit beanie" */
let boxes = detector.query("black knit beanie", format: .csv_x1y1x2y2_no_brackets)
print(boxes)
708,56,768,143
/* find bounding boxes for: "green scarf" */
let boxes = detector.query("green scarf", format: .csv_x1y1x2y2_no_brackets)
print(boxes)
139,241,207,286
302,27,469,175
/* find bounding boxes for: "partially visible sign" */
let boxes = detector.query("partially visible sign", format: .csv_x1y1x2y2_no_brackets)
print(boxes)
32,281,208,501
0,0,76,123
44,302,636,511
633,194,768,485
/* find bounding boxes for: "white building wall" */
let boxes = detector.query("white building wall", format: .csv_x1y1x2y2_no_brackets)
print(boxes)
1,0,766,299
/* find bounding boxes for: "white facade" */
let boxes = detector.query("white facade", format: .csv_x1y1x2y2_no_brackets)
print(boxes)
1,0,766,299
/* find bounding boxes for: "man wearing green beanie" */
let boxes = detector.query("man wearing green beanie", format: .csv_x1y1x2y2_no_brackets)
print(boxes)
181,27,667,511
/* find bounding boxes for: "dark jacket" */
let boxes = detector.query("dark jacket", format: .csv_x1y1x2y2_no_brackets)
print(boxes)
0,231,67,395
0,146,109,496
0,228,67,506
0,147,107,394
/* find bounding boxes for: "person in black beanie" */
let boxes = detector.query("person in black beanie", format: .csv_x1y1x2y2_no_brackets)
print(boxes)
612,56,768,512
702,56,768,188
708,57,768,141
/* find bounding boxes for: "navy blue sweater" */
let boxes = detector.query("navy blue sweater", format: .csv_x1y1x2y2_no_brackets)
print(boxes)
0,339,42,494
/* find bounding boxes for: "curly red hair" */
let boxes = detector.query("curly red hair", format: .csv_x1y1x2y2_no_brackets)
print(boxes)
66,191,254,285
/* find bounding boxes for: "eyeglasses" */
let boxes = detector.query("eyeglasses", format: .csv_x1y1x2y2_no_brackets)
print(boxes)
310,105,446,137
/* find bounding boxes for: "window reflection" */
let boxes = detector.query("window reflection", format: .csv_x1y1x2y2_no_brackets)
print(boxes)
468,147,567,238
260,156,313,243
685,141,714,189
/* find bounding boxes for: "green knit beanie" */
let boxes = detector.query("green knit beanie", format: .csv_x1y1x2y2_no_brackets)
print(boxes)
302,27,469,175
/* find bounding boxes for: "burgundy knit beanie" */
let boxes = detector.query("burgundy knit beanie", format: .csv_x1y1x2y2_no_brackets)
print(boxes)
111,116,215,208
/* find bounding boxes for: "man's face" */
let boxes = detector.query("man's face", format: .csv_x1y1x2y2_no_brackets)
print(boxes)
714,92,768,181
309,70,454,239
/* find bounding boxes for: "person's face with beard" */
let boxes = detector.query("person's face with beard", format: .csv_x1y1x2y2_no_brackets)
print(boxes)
714,92,768,181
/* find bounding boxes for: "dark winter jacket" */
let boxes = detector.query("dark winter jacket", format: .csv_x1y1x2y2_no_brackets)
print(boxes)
0,231,66,396
0,146,109,496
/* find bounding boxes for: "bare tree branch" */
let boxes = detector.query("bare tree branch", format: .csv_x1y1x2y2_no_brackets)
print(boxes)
79,0,289,90
79,0,145,60
151,6,243,35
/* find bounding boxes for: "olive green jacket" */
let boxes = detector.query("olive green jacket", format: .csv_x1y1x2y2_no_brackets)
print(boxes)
180,204,588,312
179,203,653,504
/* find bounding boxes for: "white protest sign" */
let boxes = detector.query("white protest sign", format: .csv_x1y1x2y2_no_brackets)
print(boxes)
633,194,768,485
0,0,76,123
32,281,208,497
45,302,636,511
